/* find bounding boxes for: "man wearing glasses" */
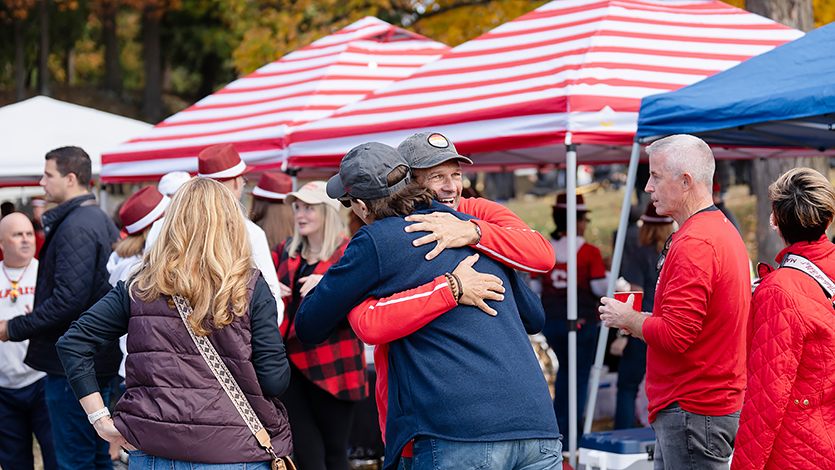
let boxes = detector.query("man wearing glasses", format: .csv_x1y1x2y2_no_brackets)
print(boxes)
144,144,283,322
598,134,750,470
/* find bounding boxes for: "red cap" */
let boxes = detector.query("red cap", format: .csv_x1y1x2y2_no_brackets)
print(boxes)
252,172,293,201
554,192,588,211
640,201,673,224
120,186,170,235
197,144,251,179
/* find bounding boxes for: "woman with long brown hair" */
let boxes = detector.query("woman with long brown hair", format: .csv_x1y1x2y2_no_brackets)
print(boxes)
56,177,292,469
610,202,674,429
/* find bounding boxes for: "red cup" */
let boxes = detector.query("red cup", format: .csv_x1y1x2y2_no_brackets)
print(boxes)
613,291,643,311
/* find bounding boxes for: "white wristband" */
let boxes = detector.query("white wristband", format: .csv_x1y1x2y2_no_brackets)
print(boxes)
87,407,111,425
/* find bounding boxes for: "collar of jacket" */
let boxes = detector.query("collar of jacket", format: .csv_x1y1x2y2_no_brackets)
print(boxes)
775,234,834,264
42,193,97,236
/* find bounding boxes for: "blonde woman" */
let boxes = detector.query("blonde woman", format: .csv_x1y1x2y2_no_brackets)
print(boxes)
274,181,367,470
56,177,292,469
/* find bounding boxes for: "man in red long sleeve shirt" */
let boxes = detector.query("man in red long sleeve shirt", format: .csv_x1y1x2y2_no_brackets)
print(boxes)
598,134,750,470
346,132,556,460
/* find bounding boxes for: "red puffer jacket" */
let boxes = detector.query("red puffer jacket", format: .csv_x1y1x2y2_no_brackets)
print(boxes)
732,235,835,470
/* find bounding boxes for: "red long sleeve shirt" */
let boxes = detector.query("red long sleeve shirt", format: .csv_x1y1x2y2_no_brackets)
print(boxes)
642,208,750,423
346,197,553,454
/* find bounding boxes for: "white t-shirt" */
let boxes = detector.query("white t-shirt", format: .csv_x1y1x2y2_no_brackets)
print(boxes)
0,259,46,389
145,217,284,324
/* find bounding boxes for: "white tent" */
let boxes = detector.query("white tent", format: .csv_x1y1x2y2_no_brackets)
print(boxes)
0,96,152,187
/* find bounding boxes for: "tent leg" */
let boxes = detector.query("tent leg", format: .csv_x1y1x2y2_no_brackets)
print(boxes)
583,140,642,436
565,140,578,469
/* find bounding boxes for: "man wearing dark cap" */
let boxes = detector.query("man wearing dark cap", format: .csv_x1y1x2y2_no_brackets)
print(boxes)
144,144,284,323
339,132,557,463
296,142,562,470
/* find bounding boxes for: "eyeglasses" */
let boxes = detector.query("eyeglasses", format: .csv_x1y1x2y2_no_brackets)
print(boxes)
338,196,355,208
656,234,673,272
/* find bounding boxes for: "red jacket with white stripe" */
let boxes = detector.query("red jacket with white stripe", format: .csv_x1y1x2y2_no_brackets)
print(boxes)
732,236,835,470
346,197,553,454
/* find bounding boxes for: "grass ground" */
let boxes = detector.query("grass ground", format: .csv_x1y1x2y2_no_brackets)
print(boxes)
506,183,759,263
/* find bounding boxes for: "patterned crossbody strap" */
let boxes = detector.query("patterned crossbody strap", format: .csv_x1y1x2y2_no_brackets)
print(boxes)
780,254,835,308
172,294,283,466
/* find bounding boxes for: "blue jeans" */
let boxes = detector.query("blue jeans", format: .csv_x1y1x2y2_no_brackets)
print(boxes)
541,318,597,444
650,402,740,470
614,338,647,429
410,437,562,470
0,377,58,470
127,450,271,469
44,374,113,470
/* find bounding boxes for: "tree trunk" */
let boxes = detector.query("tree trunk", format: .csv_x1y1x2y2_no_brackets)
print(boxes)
746,0,814,32
102,0,122,94
38,0,50,96
15,16,25,101
746,0,822,266
142,1,163,122
67,47,76,85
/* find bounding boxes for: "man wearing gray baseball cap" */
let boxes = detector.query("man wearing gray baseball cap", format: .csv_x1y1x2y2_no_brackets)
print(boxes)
297,141,562,470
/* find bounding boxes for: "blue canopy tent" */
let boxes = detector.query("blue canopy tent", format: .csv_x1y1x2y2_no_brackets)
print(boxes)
637,21,835,149
585,22,835,434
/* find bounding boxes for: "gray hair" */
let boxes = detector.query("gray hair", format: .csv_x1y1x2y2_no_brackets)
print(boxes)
646,134,715,187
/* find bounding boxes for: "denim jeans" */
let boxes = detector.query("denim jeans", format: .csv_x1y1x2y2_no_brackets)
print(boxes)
44,374,113,470
541,318,597,444
127,450,271,469
650,402,740,470
410,437,562,470
0,377,58,470
614,338,647,430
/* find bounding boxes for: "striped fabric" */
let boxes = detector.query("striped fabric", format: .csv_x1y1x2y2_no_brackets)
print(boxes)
285,0,803,168
100,17,449,183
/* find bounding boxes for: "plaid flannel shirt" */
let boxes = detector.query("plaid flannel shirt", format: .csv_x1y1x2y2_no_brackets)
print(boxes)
275,238,368,401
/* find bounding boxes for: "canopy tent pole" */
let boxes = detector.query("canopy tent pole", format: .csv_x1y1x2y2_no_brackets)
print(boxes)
565,135,578,469
583,140,642,435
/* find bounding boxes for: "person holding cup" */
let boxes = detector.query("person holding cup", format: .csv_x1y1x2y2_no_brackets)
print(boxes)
598,135,750,470
609,202,674,429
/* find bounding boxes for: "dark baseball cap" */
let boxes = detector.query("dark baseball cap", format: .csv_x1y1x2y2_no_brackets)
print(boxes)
397,132,473,169
327,142,410,202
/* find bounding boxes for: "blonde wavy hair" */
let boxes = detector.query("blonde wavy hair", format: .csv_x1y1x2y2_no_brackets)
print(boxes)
286,203,345,262
129,177,253,336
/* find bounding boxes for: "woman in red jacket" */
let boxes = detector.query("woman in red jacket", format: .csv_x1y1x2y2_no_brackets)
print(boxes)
275,181,368,470
733,168,835,470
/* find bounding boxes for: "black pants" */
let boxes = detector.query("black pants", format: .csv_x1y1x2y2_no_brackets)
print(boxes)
283,365,357,470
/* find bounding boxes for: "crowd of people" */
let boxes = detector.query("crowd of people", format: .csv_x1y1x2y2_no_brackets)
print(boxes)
0,132,834,470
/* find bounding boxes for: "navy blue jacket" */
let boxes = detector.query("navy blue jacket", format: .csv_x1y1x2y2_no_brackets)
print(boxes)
296,201,560,469
8,193,122,377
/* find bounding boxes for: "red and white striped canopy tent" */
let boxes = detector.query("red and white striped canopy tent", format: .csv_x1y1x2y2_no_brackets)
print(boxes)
285,0,802,170
100,17,449,183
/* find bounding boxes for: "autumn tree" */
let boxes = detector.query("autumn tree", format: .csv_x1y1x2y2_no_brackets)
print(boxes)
1,0,37,100
225,0,547,75
95,0,122,93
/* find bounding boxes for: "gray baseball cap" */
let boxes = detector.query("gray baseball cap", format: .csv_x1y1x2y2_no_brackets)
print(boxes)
327,142,410,202
397,132,473,169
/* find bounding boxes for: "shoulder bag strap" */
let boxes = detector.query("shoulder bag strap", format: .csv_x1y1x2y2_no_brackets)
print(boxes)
172,294,292,470
779,254,835,309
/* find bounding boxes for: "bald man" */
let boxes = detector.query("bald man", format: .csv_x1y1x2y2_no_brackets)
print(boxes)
0,213,57,470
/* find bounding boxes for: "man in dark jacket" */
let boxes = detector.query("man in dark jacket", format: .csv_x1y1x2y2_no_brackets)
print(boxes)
0,146,121,470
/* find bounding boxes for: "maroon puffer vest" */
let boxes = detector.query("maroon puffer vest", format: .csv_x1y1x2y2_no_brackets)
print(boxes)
113,274,293,464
